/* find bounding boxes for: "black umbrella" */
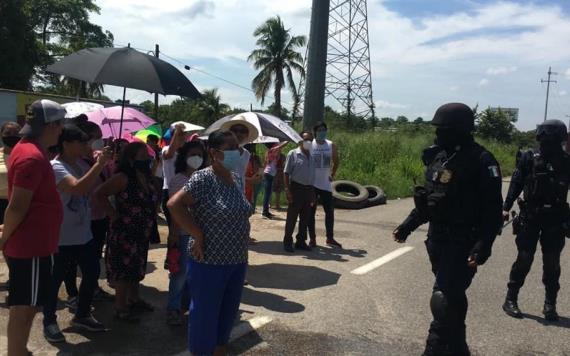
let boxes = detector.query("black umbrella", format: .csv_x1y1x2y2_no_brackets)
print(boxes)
47,46,201,137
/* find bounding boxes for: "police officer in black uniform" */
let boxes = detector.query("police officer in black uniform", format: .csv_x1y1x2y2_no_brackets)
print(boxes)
393,103,503,356
502,119,570,322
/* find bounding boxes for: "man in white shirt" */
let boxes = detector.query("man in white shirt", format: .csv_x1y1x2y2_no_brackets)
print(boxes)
306,122,342,249
162,124,186,238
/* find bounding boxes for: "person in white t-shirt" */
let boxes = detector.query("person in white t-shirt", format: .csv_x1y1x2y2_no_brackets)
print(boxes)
306,122,342,249
161,124,187,239
43,124,113,341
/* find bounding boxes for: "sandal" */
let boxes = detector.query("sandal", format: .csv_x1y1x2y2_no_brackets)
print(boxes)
114,309,140,323
128,299,155,312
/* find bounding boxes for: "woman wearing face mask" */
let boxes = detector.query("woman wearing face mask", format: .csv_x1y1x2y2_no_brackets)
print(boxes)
165,140,206,326
43,124,113,342
168,129,252,356
74,119,115,302
95,142,159,322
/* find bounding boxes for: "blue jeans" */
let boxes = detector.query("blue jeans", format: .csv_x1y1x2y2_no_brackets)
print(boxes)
187,260,247,355
167,235,190,311
262,174,274,214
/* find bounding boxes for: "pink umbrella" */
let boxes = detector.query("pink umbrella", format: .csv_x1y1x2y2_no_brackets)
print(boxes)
86,106,156,138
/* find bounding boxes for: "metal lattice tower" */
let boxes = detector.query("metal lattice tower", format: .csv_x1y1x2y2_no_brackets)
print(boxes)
326,0,375,119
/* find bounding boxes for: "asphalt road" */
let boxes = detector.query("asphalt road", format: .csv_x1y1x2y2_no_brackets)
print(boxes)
1,184,569,356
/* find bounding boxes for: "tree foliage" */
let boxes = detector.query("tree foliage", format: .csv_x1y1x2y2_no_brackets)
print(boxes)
248,16,306,117
476,108,517,143
0,0,113,98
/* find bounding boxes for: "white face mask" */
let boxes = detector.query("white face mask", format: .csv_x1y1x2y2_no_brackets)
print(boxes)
302,140,312,151
91,138,105,151
186,155,203,169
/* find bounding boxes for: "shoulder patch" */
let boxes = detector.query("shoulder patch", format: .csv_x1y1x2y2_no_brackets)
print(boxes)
488,165,500,178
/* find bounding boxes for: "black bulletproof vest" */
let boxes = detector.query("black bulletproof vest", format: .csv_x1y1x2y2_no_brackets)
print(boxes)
523,151,570,210
424,144,483,226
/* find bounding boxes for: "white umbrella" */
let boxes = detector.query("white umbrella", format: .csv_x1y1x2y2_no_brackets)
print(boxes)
206,112,302,143
170,121,204,132
62,101,104,118
253,136,280,144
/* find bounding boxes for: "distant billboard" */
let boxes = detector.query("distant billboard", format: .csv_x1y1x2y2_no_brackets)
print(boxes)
489,107,519,121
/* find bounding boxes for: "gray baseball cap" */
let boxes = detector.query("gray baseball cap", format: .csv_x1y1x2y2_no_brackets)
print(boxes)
20,99,67,136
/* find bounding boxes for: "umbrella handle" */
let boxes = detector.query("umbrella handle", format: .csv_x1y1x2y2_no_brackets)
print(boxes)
118,87,126,140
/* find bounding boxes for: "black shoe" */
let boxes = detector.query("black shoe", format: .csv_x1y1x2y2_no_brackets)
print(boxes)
294,240,312,251
283,244,294,253
262,212,274,219
543,303,559,321
71,315,106,332
502,299,523,319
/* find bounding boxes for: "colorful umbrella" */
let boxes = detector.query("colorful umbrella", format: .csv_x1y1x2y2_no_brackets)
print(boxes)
86,106,156,138
134,124,163,143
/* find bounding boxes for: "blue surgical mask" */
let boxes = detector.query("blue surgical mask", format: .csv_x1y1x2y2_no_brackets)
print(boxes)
316,131,327,141
221,149,240,171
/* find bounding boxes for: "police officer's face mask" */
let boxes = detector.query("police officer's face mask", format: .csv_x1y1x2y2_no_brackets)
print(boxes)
435,128,461,150
538,135,562,155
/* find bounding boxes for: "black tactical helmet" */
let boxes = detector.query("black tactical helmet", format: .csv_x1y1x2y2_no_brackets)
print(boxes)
431,103,475,133
536,119,568,142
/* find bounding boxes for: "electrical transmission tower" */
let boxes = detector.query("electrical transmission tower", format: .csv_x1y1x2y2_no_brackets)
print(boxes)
326,0,375,120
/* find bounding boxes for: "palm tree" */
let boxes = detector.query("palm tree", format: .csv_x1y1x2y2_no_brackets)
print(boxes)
248,16,306,117
194,88,230,126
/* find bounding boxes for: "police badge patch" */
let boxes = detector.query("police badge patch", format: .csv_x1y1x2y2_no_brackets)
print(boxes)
439,169,453,183
488,165,500,177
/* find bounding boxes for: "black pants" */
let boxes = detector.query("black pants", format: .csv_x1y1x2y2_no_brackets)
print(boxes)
44,239,100,325
162,188,172,230
307,188,335,240
424,238,477,356
507,220,566,303
0,198,8,224
283,182,314,246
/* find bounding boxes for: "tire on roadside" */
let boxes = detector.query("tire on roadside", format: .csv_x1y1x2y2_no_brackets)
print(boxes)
364,185,387,207
332,180,369,210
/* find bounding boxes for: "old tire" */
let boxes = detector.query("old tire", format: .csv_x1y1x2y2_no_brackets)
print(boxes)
364,185,387,207
332,180,369,209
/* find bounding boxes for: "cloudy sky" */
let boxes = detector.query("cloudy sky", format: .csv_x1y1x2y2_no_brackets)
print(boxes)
92,0,570,130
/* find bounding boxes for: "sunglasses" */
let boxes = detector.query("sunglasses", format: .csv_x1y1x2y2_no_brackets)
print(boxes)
231,127,249,134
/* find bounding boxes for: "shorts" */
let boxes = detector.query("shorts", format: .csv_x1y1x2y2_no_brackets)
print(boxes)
6,255,54,307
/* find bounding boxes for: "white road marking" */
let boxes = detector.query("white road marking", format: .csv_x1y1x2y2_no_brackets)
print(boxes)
230,315,273,342
351,246,415,275
172,315,273,356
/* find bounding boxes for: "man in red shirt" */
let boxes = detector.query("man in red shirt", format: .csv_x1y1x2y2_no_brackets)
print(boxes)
0,99,64,356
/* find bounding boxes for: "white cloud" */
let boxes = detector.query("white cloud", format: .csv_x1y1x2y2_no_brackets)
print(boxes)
560,90,567,96
486,66,518,75
375,100,408,110
478,78,490,87
89,1,570,130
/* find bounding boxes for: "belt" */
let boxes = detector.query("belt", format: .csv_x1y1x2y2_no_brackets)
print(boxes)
291,181,313,189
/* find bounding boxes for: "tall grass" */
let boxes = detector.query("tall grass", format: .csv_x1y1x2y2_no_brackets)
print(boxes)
328,131,518,199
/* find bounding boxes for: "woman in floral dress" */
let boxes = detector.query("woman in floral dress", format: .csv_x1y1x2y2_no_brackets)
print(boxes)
95,142,158,321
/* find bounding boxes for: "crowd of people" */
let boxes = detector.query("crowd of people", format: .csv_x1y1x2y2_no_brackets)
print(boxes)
0,98,343,356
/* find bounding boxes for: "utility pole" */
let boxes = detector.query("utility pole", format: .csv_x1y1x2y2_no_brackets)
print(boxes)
541,66,557,121
154,44,160,122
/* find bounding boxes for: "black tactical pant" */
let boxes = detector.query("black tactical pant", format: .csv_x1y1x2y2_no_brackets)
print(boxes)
424,238,477,356
507,219,566,304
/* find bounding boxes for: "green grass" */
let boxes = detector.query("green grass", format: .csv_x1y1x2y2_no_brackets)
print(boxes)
329,131,518,199
253,130,518,200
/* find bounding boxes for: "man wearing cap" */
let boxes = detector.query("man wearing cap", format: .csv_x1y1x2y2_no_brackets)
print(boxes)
392,103,503,356
0,99,65,356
